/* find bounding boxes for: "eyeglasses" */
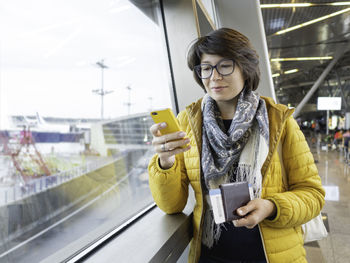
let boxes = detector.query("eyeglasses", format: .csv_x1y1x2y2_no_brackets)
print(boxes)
194,59,235,79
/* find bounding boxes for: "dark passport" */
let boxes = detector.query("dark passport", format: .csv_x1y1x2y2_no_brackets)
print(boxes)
219,182,251,221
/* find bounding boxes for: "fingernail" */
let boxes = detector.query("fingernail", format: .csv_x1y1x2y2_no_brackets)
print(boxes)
233,220,237,227
160,122,166,128
179,132,186,137
237,209,242,215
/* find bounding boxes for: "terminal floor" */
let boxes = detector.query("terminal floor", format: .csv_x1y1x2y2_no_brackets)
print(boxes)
304,148,350,263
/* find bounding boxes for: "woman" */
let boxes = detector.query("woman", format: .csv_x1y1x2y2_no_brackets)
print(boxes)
148,28,325,263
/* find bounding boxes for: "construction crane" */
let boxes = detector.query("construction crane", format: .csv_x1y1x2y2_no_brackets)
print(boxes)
0,127,51,183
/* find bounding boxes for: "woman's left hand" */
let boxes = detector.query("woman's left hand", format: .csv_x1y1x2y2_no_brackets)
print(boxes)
232,199,276,229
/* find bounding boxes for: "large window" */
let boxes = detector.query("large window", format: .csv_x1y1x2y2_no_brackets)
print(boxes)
0,1,173,262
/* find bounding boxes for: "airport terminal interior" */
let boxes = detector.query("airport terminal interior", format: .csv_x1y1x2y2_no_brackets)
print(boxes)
0,0,350,262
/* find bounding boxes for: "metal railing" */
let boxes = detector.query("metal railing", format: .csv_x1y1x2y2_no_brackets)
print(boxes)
0,156,121,206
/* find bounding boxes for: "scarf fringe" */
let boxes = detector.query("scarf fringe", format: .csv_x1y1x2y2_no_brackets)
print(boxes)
234,164,261,199
202,208,226,248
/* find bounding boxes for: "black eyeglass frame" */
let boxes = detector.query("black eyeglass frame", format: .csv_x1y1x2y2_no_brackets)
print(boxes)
194,59,235,79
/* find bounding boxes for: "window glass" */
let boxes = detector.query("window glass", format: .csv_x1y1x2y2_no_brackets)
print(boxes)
0,1,172,262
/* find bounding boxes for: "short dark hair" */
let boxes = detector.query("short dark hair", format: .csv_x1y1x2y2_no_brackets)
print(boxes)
187,28,260,91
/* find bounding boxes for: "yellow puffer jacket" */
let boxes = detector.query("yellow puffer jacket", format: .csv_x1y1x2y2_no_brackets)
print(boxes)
148,96,325,263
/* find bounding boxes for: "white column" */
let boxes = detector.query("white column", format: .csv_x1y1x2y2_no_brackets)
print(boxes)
162,0,201,112
214,0,276,100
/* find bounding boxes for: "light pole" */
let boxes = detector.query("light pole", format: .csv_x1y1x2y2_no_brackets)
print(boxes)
92,59,113,119
124,85,132,115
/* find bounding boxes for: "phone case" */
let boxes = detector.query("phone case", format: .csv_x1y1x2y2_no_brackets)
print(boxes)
150,108,189,148
150,108,182,135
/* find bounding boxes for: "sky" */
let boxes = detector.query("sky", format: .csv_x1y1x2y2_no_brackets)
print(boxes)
0,0,173,128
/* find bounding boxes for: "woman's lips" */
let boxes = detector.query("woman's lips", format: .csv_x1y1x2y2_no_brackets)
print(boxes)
211,86,226,92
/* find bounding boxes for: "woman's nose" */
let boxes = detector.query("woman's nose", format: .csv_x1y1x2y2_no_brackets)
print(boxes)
210,67,222,81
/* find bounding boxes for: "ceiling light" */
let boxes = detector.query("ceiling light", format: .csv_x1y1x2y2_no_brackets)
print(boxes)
330,2,350,6
271,56,333,62
272,73,280,77
261,3,312,8
284,69,299,74
274,8,350,35
261,2,350,8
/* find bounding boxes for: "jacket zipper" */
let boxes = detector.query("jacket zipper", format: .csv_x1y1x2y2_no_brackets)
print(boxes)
258,225,270,263
258,172,270,263
258,134,282,263
194,173,204,262
258,117,288,263
186,108,204,262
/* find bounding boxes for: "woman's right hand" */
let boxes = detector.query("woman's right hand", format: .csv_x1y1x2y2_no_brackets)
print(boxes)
150,122,191,169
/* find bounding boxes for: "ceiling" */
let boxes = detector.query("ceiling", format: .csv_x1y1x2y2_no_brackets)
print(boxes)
260,0,350,117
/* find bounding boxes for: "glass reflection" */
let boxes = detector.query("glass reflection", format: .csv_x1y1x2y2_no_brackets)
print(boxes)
0,0,171,262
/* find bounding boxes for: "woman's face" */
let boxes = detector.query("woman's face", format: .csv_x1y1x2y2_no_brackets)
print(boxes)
200,54,245,104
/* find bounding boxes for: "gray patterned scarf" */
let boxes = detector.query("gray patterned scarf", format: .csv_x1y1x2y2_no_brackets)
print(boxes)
201,87,269,248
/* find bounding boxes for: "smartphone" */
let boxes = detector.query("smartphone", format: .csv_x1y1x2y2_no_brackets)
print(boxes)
151,108,189,148
150,108,189,149
150,108,182,135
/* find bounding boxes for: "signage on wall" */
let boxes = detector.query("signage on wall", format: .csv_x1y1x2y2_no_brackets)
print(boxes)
317,97,342,110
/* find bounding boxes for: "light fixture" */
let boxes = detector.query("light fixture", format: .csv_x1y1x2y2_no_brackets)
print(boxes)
274,7,350,35
261,3,312,8
284,69,299,74
261,2,350,8
331,2,350,5
271,56,333,62
271,69,298,78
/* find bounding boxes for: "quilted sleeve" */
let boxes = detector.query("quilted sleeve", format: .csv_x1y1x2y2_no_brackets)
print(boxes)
264,116,325,228
148,112,190,214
